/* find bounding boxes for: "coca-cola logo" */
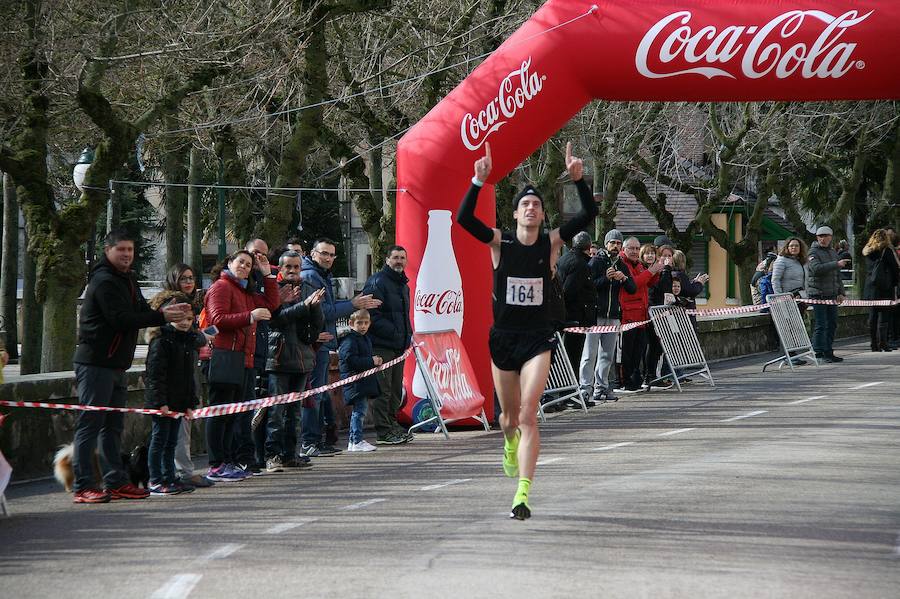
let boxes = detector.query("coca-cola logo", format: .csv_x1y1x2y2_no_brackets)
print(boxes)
415,289,463,316
460,57,546,151
636,10,872,80
422,348,476,408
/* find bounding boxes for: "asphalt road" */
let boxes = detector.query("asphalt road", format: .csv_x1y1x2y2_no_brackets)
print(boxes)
1,338,898,599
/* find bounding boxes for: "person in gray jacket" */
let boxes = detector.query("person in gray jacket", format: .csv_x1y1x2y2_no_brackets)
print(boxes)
772,237,808,295
806,226,849,362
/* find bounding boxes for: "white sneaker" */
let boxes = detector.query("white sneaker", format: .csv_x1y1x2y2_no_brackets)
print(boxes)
348,440,377,452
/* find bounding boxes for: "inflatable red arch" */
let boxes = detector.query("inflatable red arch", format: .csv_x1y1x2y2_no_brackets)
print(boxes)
396,0,900,423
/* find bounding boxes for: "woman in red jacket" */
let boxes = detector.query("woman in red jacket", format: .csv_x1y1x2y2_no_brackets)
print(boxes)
619,237,663,391
203,249,280,482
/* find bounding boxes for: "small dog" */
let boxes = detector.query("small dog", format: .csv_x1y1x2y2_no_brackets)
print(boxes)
53,443,150,492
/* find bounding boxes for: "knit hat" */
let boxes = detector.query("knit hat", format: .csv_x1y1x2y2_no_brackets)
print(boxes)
513,185,543,209
653,234,674,248
572,231,592,251
604,229,624,244
815,225,833,236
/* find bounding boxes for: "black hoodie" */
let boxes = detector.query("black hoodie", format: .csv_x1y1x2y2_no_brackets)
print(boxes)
73,256,165,369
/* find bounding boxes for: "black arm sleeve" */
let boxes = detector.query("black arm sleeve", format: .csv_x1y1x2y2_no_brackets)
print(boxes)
558,179,599,243
456,183,495,244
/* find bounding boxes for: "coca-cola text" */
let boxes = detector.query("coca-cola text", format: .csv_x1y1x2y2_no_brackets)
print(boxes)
415,289,463,316
636,10,872,80
460,57,546,151
421,348,476,408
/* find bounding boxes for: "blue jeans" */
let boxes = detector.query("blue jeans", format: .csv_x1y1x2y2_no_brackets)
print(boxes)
72,364,128,491
812,303,837,355
349,398,368,445
301,348,331,446
266,372,308,458
149,416,180,484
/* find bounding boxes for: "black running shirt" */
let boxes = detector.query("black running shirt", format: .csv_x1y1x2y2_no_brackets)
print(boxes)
492,231,553,332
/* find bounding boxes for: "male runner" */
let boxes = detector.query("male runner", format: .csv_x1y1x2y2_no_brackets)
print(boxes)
457,141,598,520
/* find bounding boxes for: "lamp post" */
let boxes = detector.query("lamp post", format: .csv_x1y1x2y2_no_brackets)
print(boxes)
73,147,97,267
72,147,94,192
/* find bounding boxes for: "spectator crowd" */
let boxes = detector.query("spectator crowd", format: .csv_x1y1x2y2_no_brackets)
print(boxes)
67,230,412,503
47,223,900,503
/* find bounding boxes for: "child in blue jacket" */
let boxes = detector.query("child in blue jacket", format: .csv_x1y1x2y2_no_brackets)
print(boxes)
339,309,382,452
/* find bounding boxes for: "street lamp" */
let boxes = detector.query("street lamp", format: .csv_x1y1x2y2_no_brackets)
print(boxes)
73,147,97,267
72,147,94,191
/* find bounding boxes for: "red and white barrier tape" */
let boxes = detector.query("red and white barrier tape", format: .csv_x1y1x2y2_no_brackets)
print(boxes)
563,319,651,334
563,296,898,334
800,298,899,307
0,347,413,421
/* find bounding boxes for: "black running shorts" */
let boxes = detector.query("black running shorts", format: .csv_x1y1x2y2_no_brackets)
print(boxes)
489,327,557,372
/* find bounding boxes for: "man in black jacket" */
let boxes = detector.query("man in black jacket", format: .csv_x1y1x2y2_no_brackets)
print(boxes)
263,251,325,472
72,229,192,504
556,231,597,406
362,245,413,445
582,229,635,403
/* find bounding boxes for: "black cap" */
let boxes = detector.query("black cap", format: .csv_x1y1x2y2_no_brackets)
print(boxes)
513,185,543,210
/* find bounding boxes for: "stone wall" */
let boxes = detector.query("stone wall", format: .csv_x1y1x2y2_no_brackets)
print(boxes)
696,306,869,362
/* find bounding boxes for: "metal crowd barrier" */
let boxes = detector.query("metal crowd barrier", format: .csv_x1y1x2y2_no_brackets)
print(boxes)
537,332,587,421
763,293,819,372
647,305,715,392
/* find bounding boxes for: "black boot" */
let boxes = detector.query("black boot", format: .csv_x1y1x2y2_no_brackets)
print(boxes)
324,423,339,447
879,323,893,351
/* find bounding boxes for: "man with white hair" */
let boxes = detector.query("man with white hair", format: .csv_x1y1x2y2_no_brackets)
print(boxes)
806,226,849,362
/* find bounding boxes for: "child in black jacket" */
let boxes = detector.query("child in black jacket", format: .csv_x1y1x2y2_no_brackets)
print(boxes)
145,314,206,495
339,309,382,452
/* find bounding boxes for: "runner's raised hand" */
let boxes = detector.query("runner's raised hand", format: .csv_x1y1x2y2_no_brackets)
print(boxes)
474,142,492,183
565,141,583,181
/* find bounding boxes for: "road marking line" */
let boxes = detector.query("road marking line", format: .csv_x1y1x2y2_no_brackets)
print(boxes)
788,394,826,405
536,457,565,466
340,498,386,511
592,441,636,451
850,382,883,390
657,428,696,437
720,410,768,422
150,574,203,599
201,544,244,561
266,519,317,534
420,479,472,491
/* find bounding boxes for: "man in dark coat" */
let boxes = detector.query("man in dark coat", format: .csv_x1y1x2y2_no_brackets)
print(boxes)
555,231,597,406
362,245,413,445
806,226,849,362
263,251,325,472
72,229,192,503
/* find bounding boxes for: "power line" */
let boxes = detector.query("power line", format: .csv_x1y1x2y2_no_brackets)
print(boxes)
151,5,598,137
109,179,402,192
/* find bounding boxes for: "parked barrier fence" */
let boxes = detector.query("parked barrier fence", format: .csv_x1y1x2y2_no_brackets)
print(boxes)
763,293,819,372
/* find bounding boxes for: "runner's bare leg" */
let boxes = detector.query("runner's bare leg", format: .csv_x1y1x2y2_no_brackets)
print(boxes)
515,351,552,480
492,364,522,442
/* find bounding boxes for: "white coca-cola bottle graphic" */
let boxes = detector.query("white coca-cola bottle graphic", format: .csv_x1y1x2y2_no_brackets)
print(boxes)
412,209,463,400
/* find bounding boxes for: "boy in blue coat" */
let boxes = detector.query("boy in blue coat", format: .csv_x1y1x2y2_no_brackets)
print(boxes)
338,309,382,452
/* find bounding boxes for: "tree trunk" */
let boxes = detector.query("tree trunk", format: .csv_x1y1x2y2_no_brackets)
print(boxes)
736,255,758,306
19,230,41,375
256,5,328,242
1,173,19,359
162,136,187,267
187,147,203,283
40,272,80,372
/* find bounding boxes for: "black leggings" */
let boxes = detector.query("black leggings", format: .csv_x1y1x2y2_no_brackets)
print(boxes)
621,327,647,388
205,369,250,467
